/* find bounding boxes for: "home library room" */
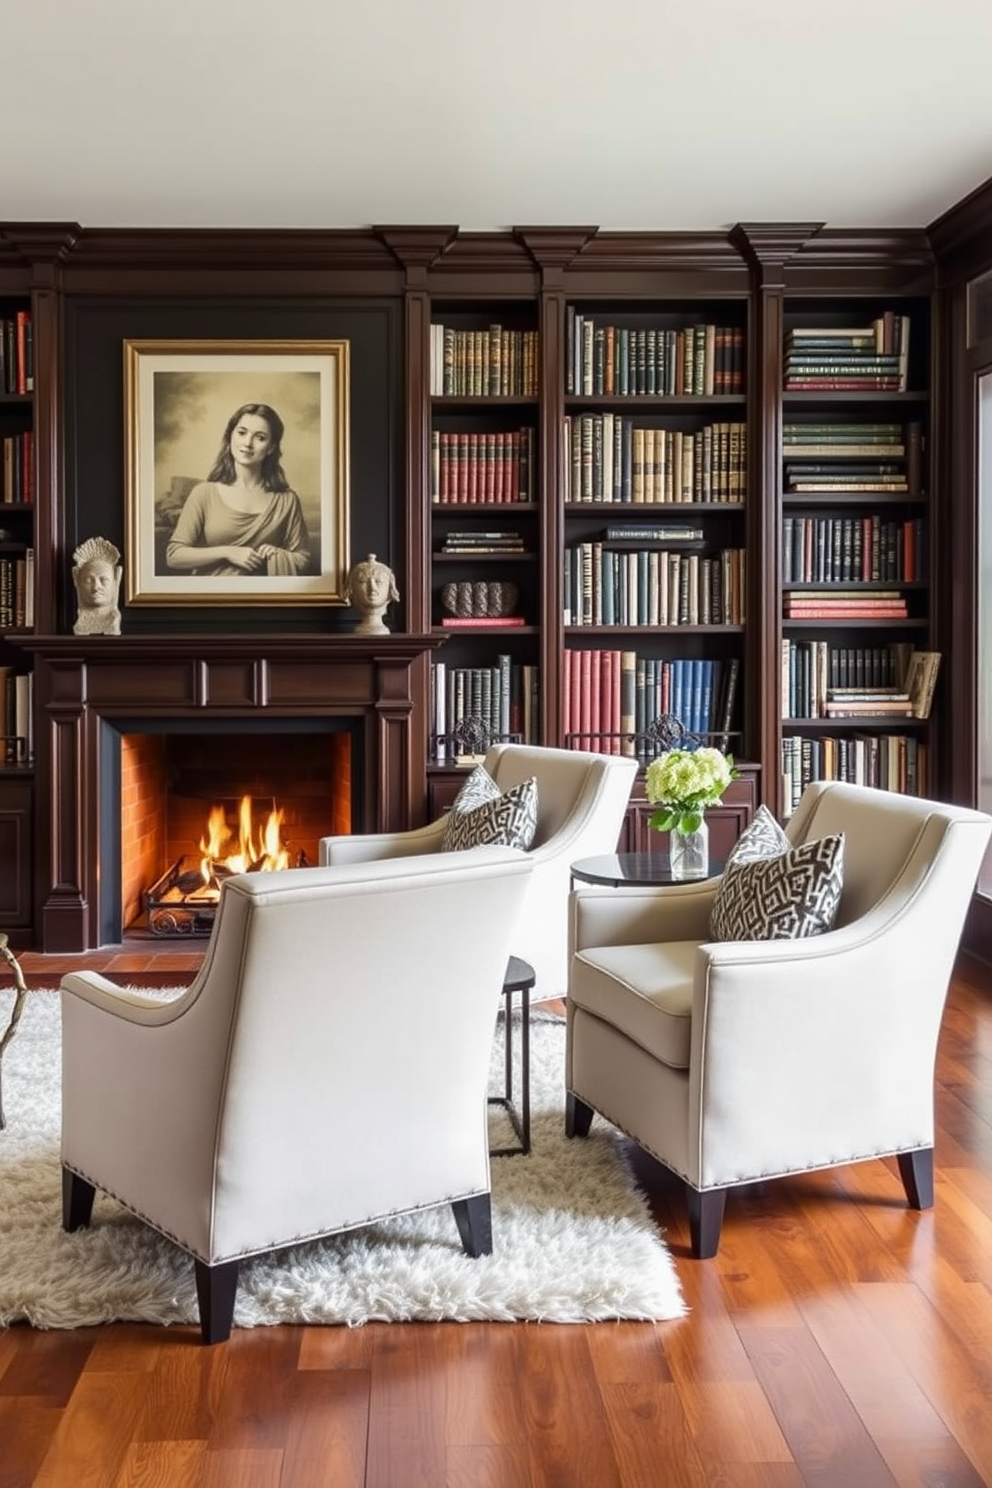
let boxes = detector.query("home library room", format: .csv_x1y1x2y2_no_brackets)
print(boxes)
0,221,963,943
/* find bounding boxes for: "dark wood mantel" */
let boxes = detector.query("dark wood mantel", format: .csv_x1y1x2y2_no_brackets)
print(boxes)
21,634,446,952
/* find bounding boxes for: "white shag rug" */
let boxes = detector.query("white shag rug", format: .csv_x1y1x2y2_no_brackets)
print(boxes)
0,989,686,1331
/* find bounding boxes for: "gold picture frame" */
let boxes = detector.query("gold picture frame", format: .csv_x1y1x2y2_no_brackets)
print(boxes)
123,339,350,605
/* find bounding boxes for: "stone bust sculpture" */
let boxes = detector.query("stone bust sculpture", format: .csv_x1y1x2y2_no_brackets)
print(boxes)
345,552,399,635
72,536,123,636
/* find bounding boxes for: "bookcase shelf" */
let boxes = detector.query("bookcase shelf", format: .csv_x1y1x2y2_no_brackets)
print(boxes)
427,301,543,755
783,716,928,729
564,624,745,636
0,292,35,934
777,293,933,814
559,300,748,756
564,395,747,410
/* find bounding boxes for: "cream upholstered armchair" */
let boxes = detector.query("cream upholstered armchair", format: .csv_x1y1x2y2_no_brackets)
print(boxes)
320,743,638,1001
566,781,992,1258
60,846,533,1343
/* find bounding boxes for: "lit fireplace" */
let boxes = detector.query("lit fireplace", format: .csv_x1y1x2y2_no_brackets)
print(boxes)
143,794,306,936
25,634,442,954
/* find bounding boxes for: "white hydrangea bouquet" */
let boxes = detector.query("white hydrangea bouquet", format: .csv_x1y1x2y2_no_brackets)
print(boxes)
644,746,738,835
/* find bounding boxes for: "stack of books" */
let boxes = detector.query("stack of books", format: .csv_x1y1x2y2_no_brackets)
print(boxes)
783,318,910,392
822,688,915,719
439,531,528,556
783,589,909,620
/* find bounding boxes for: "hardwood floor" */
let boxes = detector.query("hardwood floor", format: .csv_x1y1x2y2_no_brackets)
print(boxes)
2,952,992,1486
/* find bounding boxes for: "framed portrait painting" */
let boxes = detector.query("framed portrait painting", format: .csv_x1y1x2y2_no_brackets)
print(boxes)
123,339,350,605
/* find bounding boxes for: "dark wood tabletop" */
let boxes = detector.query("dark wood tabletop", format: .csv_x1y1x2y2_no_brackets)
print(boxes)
570,852,725,887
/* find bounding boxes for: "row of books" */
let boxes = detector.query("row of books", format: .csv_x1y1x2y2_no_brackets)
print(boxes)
782,516,925,585
783,588,909,620
781,641,940,719
429,325,539,398
784,640,914,694
0,312,33,396
0,666,33,764
783,318,911,392
429,658,540,761
563,650,740,759
563,416,746,505
782,733,928,816
563,545,745,628
566,314,746,397
430,428,537,505
0,550,35,629
2,431,33,503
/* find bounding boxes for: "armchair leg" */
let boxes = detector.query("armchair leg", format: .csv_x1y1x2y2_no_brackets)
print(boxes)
452,1194,493,1258
687,1185,726,1259
194,1259,240,1344
897,1147,934,1210
62,1167,96,1231
565,1092,594,1138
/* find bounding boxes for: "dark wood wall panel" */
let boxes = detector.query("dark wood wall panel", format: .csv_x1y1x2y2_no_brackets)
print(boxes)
60,297,404,636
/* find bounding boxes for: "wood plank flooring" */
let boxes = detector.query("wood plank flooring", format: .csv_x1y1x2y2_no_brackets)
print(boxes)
2,951,992,1486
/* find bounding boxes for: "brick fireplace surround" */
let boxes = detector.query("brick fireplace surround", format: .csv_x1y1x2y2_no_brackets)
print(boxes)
24,635,444,953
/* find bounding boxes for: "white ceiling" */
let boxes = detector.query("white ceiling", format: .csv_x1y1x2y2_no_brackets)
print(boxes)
5,0,992,235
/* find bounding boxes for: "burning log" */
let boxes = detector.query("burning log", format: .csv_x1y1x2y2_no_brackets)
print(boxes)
144,795,298,936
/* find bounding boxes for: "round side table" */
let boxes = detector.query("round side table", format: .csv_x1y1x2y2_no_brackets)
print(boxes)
570,852,725,888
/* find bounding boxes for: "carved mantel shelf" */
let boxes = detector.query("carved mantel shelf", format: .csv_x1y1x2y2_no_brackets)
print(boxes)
19,634,447,953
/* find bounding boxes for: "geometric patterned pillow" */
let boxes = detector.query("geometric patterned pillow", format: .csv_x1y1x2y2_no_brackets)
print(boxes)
709,833,845,942
725,804,791,867
442,763,502,834
442,767,538,853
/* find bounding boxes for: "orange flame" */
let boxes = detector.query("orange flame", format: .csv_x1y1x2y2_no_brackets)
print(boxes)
199,795,289,883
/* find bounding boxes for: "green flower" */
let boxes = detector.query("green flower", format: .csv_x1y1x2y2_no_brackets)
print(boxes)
644,748,738,834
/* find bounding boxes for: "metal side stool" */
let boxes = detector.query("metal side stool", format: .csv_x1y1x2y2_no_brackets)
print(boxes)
489,955,535,1156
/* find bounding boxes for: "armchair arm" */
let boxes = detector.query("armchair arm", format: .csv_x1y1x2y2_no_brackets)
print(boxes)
319,818,448,865
569,879,720,957
60,972,191,1023
687,911,955,1188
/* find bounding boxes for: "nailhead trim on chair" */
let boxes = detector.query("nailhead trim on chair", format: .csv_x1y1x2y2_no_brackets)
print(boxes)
63,1161,491,1265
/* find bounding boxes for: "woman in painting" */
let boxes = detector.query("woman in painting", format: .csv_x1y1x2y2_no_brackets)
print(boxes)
166,403,314,576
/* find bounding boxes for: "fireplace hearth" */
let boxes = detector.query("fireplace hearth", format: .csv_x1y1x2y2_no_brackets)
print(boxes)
24,634,446,952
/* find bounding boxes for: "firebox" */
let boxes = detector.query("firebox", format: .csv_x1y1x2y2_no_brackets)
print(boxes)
109,719,359,941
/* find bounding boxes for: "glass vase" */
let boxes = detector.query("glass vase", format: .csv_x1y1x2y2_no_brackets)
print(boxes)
669,817,709,880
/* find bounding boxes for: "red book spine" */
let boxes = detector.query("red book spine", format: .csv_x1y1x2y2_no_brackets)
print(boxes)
579,648,592,751
562,649,573,742
568,648,582,748
15,311,30,396
439,617,527,628
467,433,478,504
457,434,468,503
